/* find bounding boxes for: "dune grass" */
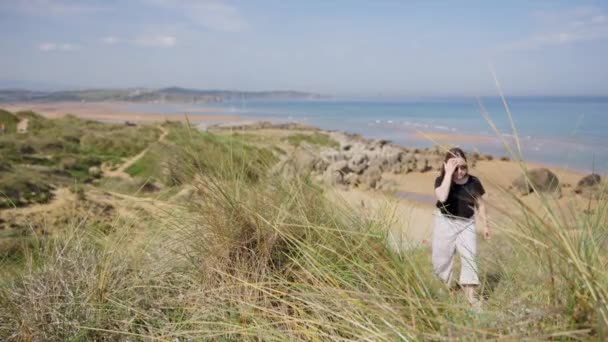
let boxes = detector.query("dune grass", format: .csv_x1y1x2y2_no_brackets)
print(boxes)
0,117,607,340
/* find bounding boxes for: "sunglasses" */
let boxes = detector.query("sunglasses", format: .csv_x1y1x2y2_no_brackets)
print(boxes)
456,165,468,171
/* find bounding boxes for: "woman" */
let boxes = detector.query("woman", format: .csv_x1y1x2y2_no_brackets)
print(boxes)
433,148,489,306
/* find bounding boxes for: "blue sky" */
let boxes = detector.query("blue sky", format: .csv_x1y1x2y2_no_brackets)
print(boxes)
1,0,608,96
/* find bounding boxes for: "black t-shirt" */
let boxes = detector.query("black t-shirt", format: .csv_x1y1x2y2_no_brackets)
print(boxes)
434,175,485,219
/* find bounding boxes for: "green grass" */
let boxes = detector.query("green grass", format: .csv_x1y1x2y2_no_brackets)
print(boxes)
285,132,339,149
0,167,54,208
0,109,162,207
0,109,19,133
126,124,276,185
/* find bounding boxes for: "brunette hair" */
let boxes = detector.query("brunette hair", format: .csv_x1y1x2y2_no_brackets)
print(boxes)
438,147,467,181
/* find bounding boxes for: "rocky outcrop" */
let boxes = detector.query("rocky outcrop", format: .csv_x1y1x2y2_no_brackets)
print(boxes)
512,168,561,197
275,131,453,191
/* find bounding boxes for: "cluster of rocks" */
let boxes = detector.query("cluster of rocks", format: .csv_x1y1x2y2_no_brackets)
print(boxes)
274,132,494,191
226,121,603,198
511,168,603,199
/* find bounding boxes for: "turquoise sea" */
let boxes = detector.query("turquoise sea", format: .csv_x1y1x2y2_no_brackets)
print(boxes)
127,97,608,172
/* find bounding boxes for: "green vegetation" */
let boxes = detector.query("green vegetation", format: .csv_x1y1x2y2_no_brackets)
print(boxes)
0,109,19,133
0,109,160,207
0,167,54,208
1,111,607,339
285,132,340,148
126,125,276,185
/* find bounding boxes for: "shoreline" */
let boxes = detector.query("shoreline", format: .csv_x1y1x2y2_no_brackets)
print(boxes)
1,101,600,176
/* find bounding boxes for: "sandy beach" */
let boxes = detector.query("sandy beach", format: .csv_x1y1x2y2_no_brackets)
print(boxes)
2,101,240,124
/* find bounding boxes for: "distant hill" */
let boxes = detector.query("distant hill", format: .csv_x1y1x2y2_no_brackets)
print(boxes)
0,87,326,103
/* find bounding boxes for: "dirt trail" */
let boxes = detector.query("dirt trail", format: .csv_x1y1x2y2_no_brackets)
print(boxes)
2,125,169,219
104,125,169,180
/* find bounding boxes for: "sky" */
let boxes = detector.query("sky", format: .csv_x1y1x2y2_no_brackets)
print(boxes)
1,0,608,97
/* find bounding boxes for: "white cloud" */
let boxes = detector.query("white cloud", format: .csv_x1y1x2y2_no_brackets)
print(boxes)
39,42,57,51
38,42,80,52
499,6,608,52
101,36,119,45
7,0,109,16
134,35,177,47
145,0,247,32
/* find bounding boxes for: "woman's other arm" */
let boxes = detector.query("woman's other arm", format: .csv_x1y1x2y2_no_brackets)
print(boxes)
476,196,490,240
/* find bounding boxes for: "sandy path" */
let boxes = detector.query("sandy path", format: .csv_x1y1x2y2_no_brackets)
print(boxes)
2,125,168,218
104,125,169,180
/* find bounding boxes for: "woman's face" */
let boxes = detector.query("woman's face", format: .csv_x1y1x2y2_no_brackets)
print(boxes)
451,157,468,182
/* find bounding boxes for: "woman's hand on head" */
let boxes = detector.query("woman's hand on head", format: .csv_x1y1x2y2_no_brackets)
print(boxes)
444,158,462,176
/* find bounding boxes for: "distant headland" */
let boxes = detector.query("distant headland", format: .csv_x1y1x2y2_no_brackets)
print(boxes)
0,87,327,104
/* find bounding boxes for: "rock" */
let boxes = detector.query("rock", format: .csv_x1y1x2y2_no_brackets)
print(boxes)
367,158,386,172
383,150,403,169
512,168,561,197
577,174,601,188
343,173,360,187
329,160,350,175
361,165,382,189
313,159,329,173
88,166,102,178
390,162,405,174
348,153,369,174
574,174,602,198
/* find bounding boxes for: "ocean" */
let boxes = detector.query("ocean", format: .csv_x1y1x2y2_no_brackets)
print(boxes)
126,96,608,172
